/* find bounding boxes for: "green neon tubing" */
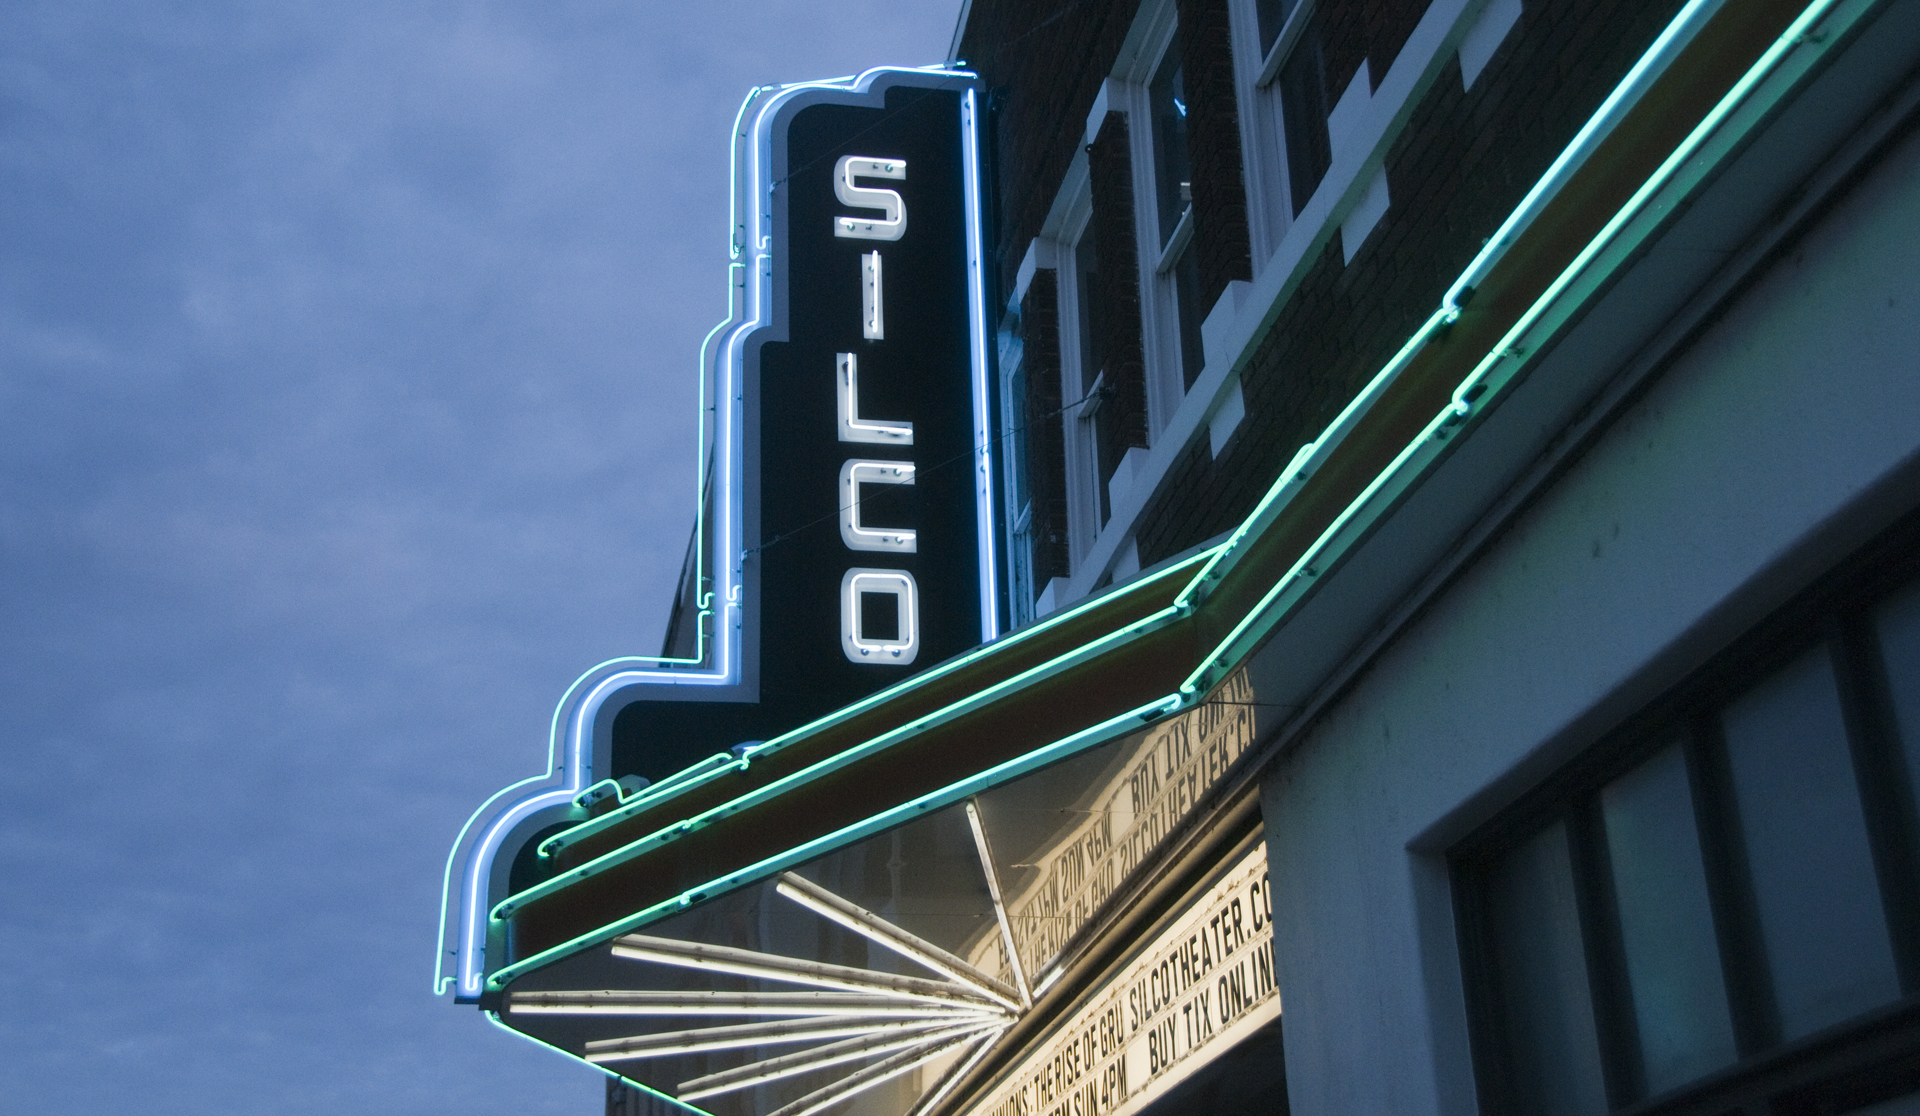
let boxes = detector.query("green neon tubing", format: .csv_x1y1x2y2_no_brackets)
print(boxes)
1173,0,1737,614
527,546,1220,863
492,597,1188,922
488,693,1184,991
1176,0,1849,698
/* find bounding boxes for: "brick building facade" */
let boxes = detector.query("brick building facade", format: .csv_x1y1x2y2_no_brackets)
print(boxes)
945,0,1920,1111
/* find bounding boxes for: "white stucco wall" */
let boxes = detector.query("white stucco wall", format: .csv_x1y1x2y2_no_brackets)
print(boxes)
1259,121,1920,1115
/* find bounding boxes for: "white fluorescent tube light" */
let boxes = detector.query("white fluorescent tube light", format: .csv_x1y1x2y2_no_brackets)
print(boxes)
677,1020,999,1102
775,873,1022,1011
509,989,983,1018
765,1028,987,1116
611,934,996,1008
585,1013,996,1064
964,798,1032,1006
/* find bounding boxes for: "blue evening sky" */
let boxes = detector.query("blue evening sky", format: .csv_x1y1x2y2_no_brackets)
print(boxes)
0,2,957,1112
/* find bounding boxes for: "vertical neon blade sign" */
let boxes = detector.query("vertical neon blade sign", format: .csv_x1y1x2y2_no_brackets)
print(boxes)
436,66,997,1003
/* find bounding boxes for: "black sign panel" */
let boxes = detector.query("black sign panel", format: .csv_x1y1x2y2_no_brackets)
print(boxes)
609,72,995,785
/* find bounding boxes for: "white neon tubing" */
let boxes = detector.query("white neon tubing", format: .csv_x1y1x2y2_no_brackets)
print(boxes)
839,461,918,552
842,568,921,664
838,352,913,444
964,799,1031,1006
863,252,885,339
833,156,908,240
900,1026,1007,1116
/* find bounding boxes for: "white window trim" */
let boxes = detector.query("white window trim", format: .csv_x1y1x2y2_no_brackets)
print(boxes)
1116,2,1196,445
1054,200,1106,570
1229,0,1306,264
1040,0,1494,609
995,276,1036,629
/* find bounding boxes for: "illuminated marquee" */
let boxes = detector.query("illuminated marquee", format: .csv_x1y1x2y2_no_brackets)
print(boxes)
436,65,996,1003
962,843,1278,1116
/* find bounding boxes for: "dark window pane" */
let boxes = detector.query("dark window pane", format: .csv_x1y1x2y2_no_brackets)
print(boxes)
1149,48,1192,250
1277,12,1330,217
1172,243,1205,390
1009,361,1030,513
1255,0,1298,57
1074,234,1104,395
1850,1090,1920,1114
1876,581,1920,813
1487,821,1610,1116
1601,742,1736,1094
1722,644,1900,1039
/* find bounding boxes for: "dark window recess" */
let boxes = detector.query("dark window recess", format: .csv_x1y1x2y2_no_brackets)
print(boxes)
1074,234,1113,527
1173,243,1207,391
1007,335,1030,519
1020,269,1070,591
1136,1013,1291,1116
1175,0,1252,310
1480,819,1611,1115
1075,231,1107,398
1149,48,1207,392
1255,0,1300,58
1149,49,1194,250
1455,519,1920,1115
1278,9,1332,217
1086,111,1150,500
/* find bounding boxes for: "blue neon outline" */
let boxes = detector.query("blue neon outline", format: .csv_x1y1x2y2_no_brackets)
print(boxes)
438,63,997,1001
961,86,1002,641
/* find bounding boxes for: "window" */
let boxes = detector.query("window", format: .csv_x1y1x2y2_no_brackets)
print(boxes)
1238,0,1332,224
1455,529,1920,1114
1274,9,1330,217
1148,47,1208,392
1000,264,1070,624
998,298,1035,624
1073,226,1113,531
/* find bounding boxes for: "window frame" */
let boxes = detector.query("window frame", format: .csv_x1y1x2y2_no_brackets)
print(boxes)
1227,0,1313,263
995,296,1036,628
1112,1,1203,442
1451,513,1920,1115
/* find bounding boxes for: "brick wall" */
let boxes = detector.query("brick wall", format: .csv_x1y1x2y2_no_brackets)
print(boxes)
959,0,1142,299
1131,0,1688,566
1325,0,1433,97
